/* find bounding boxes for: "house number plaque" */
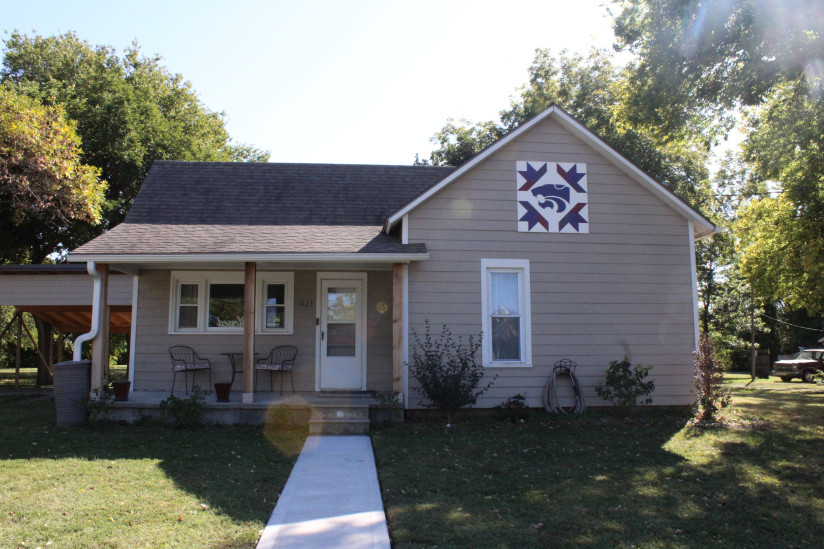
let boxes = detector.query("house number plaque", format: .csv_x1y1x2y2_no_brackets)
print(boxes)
297,299,314,308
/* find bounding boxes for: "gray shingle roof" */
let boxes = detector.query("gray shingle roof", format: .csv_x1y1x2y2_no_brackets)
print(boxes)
73,161,453,256
74,224,426,255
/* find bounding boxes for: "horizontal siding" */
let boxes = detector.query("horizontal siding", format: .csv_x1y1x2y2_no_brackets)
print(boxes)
0,274,133,306
366,271,394,392
133,269,393,392
406,116,696,409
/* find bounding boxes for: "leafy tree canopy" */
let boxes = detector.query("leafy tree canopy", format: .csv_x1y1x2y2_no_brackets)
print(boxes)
612,1,824,314
0,31,269,260
732,46,823,313
613,0,824,136
736,193,824,312
0,85,105,262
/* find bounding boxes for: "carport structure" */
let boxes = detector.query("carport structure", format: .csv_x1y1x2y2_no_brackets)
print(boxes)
0,265,134,388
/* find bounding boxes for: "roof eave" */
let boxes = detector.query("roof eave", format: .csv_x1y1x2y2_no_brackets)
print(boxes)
67,252,430,264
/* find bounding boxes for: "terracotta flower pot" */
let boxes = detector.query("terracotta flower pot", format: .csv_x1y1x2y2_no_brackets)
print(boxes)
112,380,131,401
214,382,232,402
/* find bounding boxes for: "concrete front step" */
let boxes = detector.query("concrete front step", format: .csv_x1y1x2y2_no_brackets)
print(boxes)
309,418,370,435
309,404,370,435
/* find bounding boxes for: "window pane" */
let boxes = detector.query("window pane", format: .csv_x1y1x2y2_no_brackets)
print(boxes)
180,284,198,305
178,305,197,329
327,287,356,322
266,306,284,329
327,323,356,356
492,317,520,360
209,284,244,328
266,284,285,306
491,272,519,315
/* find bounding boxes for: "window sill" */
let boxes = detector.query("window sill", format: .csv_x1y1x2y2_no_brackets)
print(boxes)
168,329,295,336
484,362,533,368
256,329,294,336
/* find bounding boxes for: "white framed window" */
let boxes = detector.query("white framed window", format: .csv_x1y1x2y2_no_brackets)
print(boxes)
172,280,202,332
481,259,532,367
169,271,294,335
256,273,295,335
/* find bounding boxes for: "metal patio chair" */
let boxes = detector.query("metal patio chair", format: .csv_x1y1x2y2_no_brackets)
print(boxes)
169,346,212,394
255,345,298,395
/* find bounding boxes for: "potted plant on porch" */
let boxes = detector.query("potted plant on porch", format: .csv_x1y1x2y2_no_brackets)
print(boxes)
111,378,131,401
110,362,131,402
214,380,232,402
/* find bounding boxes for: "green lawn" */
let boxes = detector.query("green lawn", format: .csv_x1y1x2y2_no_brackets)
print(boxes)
373,374,824,548
0,394,306,548
0,364,128,390
0,366,42,390
2,373,822,547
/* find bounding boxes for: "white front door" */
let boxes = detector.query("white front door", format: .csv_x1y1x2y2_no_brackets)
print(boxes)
318,276,366,390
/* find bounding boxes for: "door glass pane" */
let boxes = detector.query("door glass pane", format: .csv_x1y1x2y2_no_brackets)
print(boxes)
208,283,244,328
490,272,519,315
492,317,520,360
327,323,356,356
180,283,198,305
327,287,356,322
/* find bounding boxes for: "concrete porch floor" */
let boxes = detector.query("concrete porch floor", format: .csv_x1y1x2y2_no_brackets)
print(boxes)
109,390,398,427
121,389,380,407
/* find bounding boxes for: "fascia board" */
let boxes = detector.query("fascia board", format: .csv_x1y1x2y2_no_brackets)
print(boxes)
67,252,429,264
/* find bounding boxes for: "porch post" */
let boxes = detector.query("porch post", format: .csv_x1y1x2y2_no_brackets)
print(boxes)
392,263,404,395
243,262,256,403
90,263,110,393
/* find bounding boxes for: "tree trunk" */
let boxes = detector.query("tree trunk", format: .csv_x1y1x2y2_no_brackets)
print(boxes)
33,317,54,386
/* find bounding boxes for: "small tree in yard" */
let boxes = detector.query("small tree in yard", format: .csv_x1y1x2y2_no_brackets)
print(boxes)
694,333,732,422
596,357,655,414
409,321,494,423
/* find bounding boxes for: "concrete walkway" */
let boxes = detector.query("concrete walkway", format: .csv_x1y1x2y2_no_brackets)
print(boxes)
256,436,391,549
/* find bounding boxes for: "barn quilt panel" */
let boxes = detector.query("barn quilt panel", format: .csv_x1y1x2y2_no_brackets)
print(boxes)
516,161,589,233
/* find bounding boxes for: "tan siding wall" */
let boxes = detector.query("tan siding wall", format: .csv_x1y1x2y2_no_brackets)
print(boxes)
366,271,394,392
407,117,696,408
132,269,393,393
0,274,133,306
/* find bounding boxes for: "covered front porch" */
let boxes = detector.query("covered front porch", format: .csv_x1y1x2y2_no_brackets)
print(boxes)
74,258,414,412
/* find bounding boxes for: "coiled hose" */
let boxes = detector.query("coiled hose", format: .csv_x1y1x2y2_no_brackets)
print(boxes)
543,359,586,414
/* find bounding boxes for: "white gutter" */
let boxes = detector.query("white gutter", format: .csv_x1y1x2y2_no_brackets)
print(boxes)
73,261,102,361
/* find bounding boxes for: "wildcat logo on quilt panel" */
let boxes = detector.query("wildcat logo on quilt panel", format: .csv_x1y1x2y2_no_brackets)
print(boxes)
516,161,588,233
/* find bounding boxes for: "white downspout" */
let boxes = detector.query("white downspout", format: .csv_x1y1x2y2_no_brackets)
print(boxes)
73,261,102,362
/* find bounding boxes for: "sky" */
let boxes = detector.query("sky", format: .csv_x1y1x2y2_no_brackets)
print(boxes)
0,0,622,165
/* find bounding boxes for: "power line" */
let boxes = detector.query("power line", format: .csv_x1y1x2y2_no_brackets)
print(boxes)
760,313,824,333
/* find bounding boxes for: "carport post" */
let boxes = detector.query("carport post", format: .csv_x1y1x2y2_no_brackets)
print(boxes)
57,332,64,364
14,311,22,389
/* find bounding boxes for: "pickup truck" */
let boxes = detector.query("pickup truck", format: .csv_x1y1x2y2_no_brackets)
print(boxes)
773,349,824,383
